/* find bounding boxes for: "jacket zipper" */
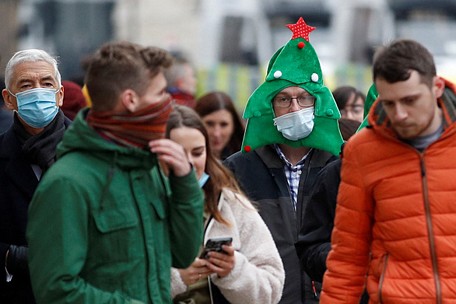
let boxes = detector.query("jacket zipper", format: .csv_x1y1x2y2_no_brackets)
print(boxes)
378,253,389,304
420,156,442,304
208,277,214,304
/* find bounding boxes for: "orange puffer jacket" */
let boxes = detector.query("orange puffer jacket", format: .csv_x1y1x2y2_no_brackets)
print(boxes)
320,81,456,304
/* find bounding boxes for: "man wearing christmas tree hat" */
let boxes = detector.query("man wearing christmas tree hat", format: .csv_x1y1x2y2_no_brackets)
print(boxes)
224,17,343,304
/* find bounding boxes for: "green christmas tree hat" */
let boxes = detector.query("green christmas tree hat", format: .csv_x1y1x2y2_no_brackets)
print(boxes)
241,17,343,156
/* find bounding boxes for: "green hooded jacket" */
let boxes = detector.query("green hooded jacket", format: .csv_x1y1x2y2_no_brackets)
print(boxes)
27,109,204,304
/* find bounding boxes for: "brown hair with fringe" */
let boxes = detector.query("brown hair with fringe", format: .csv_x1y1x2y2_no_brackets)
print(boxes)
166,105,244,225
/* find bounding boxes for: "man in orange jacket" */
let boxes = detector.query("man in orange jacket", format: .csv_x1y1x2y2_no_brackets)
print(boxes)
321,39,456,303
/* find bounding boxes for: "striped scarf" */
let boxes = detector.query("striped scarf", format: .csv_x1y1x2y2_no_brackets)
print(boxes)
87,97,173,148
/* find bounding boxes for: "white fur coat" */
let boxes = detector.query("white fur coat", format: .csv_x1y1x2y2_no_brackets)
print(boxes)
171,188,285,304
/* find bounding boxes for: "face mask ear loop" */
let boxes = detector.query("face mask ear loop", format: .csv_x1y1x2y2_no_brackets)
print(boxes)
7,89,16,98
6,90,18,114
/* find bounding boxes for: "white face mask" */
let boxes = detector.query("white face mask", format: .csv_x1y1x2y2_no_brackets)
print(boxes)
273,107,314,141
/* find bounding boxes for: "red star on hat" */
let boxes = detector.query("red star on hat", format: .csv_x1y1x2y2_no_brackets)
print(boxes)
287,17,316,41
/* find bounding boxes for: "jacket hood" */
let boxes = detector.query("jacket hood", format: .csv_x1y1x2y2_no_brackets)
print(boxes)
357,83,378,131
57,108,159,170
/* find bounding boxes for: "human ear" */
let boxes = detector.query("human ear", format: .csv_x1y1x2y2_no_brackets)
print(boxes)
120,89,140,112
2,89,16,110
57,86,64,107
433,76,445,99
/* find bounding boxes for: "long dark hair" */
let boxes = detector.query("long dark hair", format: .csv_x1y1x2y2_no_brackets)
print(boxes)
194,91,245,159
166,105,243,225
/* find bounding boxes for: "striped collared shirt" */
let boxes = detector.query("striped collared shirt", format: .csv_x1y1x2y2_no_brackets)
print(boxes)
274,144,310,210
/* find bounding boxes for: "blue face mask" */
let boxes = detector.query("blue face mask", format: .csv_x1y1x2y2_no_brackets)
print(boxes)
9,88,60,128
198,172,210,188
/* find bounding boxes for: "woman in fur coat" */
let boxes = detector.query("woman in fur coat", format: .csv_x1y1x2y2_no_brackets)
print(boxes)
166,105,285,304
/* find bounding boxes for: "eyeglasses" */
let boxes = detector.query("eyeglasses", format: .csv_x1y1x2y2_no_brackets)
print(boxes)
273,94,315,108
340,104,364,116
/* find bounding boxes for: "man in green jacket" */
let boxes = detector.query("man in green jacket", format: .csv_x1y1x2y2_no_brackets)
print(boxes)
26,41,205,304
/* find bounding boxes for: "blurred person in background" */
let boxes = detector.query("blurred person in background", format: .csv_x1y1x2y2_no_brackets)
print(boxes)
338,118,361,142
0,48,70,304
332,85,365,123
165,53,197,108
195,91,245,160
61,80,87,120
167,105,284,304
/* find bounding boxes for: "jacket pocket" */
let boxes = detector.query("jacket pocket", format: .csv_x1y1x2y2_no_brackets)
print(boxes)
90,206,140,264
93,207,138,233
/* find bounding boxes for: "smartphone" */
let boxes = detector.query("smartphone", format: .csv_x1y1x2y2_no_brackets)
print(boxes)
199,237,233,259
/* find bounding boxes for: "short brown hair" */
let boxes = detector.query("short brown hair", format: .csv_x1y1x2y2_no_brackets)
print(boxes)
85,41,172,111
373,39,436,88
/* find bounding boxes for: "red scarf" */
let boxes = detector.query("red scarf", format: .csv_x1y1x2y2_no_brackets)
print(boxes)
87,97,173,148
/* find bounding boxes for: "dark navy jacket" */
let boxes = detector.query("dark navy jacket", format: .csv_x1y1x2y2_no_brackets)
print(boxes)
224,145,336,304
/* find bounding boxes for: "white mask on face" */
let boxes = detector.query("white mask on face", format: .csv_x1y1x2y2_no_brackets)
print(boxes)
273,107,314,141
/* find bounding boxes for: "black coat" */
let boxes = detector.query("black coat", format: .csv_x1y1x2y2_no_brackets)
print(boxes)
224,145,336,304
295,159,341,282
295,158,369,304
0,116,71,304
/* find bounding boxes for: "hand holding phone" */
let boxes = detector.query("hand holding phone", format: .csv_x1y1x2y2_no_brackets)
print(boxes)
199,237,233,259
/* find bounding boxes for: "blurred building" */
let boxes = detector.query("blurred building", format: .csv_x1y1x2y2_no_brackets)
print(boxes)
0,0,20,80
2,0,456,105
15,0,116,84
